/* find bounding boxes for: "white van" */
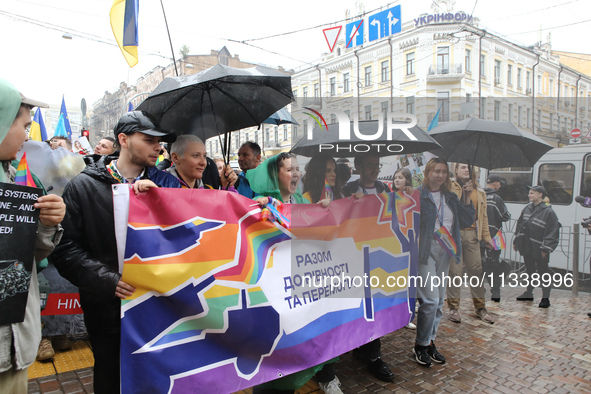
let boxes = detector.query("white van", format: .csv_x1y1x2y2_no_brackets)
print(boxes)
489,143,591,274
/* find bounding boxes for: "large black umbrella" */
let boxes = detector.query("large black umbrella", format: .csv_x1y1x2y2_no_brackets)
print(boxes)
136,64,294,157
291,120,441,157
428,118,553,169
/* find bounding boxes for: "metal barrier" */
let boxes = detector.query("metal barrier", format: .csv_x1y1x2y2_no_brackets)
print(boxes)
500,219,591,296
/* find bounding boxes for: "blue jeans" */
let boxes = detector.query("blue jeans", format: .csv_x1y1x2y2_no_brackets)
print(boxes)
416,241,451,347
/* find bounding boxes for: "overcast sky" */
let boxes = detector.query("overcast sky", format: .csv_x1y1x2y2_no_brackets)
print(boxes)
1,0,589,109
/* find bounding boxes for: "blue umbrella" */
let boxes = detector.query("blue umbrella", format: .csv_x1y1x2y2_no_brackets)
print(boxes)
262,107,298,126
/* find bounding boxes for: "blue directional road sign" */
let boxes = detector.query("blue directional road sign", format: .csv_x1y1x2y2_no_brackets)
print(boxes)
345,19,364,48
368,5,401,42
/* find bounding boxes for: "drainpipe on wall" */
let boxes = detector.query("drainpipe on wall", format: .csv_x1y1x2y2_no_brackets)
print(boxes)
354,50,360,116
575,73,582,129
557,65,563,136
532,54,540,134
478,30,486,119
389,38,394,113
316,65,322,108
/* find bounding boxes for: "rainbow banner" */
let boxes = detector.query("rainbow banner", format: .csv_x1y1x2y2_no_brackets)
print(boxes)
14,153,36,187
118,189,419,393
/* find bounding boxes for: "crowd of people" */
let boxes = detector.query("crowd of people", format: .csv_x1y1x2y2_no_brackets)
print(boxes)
0,79,565,394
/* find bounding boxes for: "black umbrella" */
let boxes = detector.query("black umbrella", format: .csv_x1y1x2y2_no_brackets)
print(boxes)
137,64,293,161
290,120,441,157
428,118,553,169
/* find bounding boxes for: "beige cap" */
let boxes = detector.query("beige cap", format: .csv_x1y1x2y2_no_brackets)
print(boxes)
19,91,48,108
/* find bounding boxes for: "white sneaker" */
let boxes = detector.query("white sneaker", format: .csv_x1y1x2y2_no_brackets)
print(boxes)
405,322,416,329
319,376,343,394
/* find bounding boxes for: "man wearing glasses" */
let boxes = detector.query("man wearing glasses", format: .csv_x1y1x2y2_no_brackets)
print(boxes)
342,155,391,196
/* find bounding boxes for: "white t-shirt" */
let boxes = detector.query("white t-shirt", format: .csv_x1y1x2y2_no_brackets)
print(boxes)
430,191,454,232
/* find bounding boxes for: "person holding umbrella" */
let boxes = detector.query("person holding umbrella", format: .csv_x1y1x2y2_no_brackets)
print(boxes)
414,158,475,367
513,186,560,308
447,163,495,325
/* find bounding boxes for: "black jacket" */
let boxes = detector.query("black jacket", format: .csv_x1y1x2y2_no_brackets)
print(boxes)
484,187,510,238
513,202,560,256
52,155,181,334
341,179,391,196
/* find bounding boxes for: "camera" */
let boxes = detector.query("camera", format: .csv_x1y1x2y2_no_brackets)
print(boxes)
582,217,591,229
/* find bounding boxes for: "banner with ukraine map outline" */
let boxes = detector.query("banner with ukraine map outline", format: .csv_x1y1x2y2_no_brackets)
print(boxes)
118,188,419,394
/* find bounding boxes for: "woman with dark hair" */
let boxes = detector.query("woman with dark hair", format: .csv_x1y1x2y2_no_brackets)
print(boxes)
413,158,475,367
302,153,342,206
247,153,342,393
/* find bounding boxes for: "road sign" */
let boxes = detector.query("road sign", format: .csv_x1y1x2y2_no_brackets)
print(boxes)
323,26,342,53
345,20,364,48
571,128,581,138
368,5,401,42
570,138,581,144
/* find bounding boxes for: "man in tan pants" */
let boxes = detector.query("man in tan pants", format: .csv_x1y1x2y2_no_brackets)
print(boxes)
447,163,495,324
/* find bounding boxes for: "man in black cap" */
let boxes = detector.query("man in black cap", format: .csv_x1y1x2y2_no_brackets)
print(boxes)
53,111,181,394
482,175,510,302
513,185,560,308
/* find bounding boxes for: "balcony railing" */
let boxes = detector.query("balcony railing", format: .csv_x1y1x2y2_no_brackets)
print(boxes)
428,63,463,75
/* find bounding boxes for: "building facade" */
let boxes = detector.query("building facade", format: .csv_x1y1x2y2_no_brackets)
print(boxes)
290,3,591,148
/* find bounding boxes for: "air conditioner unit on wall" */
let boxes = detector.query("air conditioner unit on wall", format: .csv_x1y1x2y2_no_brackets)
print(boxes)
495,77,501,85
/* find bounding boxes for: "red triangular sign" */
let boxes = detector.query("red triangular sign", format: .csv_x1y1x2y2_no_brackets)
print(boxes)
323,26,342,53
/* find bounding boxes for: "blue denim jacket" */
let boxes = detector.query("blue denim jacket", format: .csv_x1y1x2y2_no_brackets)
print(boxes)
418,186,475,264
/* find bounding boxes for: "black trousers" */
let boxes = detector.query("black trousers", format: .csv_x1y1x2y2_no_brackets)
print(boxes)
522,252,553,298
87,330,120,394
481,248,503,296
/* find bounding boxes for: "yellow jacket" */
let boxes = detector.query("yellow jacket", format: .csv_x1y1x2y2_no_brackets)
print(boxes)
450,181,492,242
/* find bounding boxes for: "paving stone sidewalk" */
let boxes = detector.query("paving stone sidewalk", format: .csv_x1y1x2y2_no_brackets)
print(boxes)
28,288,591,393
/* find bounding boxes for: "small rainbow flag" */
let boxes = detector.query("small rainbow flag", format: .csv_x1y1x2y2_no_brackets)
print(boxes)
434,226,458,258
323,179,333,201
14,153,36,187
491,229,506,250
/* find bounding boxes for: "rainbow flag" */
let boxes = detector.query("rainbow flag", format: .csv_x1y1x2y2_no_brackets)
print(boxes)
29,108,47,142
14,153,36,187
491,229,506,250
434,226,458,258
323,179,333,201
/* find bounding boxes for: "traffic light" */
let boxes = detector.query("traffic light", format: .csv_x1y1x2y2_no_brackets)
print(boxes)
81,129,89,138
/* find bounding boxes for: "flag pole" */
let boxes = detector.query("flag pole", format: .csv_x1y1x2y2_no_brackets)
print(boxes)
159,0,178,76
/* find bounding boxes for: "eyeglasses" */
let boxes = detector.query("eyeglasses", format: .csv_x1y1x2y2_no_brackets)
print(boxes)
364,163,383,170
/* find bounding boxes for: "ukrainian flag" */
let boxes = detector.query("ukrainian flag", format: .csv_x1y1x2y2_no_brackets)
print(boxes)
110,0,139,67
29,108,47,142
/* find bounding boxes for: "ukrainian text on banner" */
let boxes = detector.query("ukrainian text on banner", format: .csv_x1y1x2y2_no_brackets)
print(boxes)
118,188,419,394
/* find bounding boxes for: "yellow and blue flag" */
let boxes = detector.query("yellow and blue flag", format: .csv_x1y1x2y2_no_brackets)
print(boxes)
110,0,139,68
60,97,72,138
29,108,47,142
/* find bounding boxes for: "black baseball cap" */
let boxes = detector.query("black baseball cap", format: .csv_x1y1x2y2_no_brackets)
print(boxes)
527,185,547,197
487,174,506,185
114,111,177,143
